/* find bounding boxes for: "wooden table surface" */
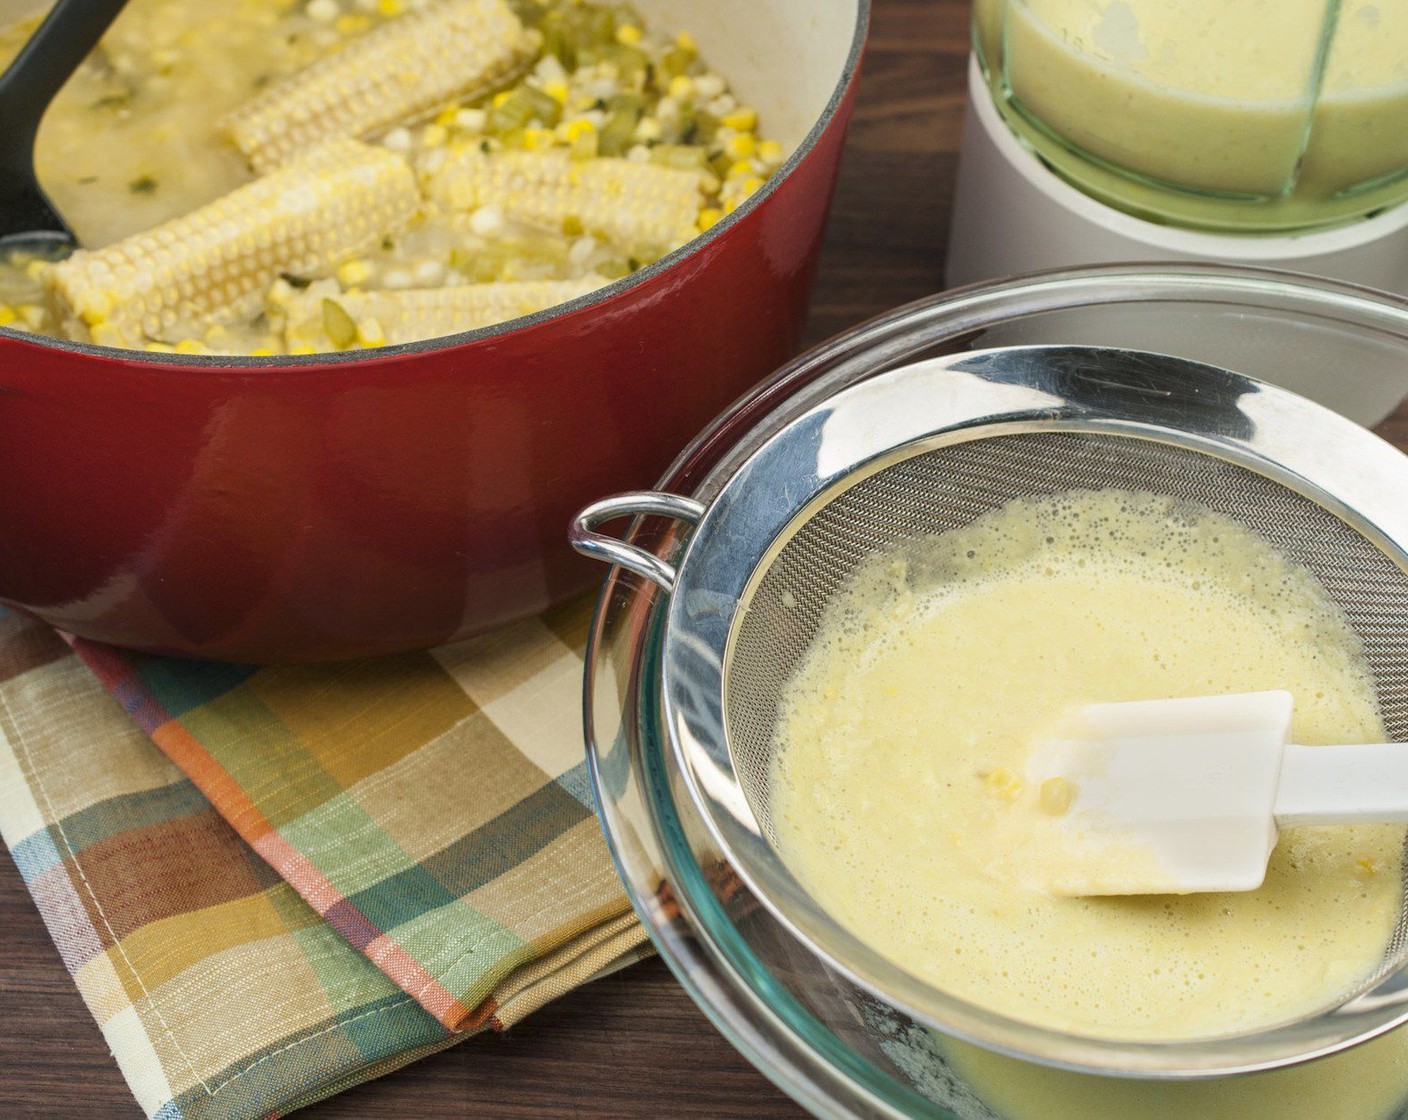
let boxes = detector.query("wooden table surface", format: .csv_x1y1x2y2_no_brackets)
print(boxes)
0,2,963,1115
11,1,1408,1116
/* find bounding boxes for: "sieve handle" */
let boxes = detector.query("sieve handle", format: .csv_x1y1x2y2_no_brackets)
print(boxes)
570,491,706,592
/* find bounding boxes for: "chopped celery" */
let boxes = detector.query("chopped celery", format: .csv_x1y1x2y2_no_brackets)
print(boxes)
489,86,562,133
519,85,563,127
540,13,575,68
606,90,647,115
598,104,640,156
322,299,358,349
582,8,616,45
649,145,707,171
659,47,695,80
612,4,645,30
685,110,719,146
507,0,547,26
579,43,649,85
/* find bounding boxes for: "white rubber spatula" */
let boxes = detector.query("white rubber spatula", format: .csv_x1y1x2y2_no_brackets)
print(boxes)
1026,690,1408,896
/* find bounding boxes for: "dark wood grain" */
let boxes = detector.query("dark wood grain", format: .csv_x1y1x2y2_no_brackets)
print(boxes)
0,3,963,1116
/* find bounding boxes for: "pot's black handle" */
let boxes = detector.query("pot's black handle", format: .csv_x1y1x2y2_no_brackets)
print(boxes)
0,0,131,242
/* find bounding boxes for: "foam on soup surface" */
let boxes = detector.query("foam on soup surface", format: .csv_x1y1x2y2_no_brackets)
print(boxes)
769,488,1404,1041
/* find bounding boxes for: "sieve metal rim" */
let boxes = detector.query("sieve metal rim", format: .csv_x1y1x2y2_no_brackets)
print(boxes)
573,344,1408,1079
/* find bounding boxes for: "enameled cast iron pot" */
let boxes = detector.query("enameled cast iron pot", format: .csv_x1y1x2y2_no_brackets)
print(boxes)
0,0,868,661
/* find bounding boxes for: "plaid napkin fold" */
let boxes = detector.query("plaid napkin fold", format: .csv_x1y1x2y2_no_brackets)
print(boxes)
0,603,649,1120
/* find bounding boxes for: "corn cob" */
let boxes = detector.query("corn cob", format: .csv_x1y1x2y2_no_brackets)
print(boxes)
223,0,531,173
46,139,419,348
275,277,606,351
421,148,706,258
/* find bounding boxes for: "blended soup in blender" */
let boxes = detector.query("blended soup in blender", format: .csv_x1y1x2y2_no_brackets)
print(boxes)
768,490,1405,1048
974,0,1408,229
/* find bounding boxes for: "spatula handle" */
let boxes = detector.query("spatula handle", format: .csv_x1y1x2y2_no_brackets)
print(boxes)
1274,743,1408,827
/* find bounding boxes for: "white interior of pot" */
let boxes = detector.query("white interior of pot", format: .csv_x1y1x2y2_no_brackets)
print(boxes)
2,0,863,157
638,0,862,151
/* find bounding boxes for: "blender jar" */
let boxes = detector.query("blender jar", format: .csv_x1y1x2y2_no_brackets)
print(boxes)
973,0,1408,232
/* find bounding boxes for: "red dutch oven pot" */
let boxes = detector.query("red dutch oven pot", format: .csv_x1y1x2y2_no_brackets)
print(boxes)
0,0,869,661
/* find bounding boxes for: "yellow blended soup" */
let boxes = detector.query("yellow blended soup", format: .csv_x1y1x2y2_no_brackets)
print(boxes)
942,1032,1408,1120
973,0,1408,231
768,489,1406,1078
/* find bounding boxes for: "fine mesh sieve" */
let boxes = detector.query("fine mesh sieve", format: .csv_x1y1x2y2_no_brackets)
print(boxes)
571,345,1408,1078
726,431,1408,848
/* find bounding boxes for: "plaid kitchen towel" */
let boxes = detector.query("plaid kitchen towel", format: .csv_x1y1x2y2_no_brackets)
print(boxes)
0,603,650,1119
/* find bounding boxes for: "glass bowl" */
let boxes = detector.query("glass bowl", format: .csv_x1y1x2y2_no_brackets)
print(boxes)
582,264,1408,1119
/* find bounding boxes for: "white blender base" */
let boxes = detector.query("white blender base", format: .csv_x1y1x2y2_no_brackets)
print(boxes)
946,56,1408,427
947,56,1408,297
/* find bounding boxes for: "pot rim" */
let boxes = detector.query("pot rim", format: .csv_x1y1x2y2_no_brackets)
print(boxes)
0,0,872,374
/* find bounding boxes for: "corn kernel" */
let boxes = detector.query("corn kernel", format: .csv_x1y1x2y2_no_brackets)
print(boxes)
455,108,487,132
741,176,764,195
174,338,207,354
725,132,756,161
337,258,375,287
543,79,569,104
667,75,695,101
266,278,295,307
376,0,403,15
290,345,317,355
727,159,753,178
421,123,449,147
24,259,47,280
335,12,371,34
358,317,386,345
90,323,126,346
17,304,44,328
523,127,556,151
145,341,176,352
696,207,722,231
381,126,413,152
0,305,14,327
614,23,643,45
721,107,757,132
981,767,1022,802
492,90,513,109
435,104,460,126
757,139,784,166
1038,777,1077,816
77,290,114,325
563,118,595,142
675,30,696,51
468,204,505,236
567,121,598,159
250,347,275,356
